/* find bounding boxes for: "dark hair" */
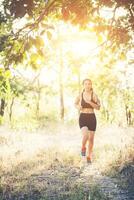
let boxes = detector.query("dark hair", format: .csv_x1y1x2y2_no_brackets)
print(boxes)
82,78,92,85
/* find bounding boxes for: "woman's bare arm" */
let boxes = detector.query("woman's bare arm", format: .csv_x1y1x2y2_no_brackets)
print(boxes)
87,93,101,110
88,100,100,110
74,95,82,110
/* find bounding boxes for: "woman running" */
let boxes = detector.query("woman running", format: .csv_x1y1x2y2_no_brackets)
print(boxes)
75,78,101,163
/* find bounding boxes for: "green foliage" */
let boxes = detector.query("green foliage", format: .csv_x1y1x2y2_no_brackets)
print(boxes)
0,0,133,68
0,35,9,52
2,0,34,19
0,69,11,99
0,0,133,125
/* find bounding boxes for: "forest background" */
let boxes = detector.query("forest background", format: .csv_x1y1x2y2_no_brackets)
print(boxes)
0,1,134,199
0,0,133,130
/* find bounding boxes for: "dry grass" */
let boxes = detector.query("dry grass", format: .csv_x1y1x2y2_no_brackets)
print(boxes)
94,125,134,175
0,123,133,199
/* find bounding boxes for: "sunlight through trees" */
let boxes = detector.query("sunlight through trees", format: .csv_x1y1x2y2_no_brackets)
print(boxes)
0,0,133,126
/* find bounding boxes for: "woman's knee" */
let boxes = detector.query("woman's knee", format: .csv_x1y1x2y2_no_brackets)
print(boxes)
88,131,95,141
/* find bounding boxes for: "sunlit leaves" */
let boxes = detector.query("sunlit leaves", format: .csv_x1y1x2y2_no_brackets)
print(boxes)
46,31,52,40
62,0,90,25
29,53,39,69
98,35,104,44
0,68,12,100
4,69,11,78
3,38,25,65
119,52,126,60
109,27,131,44
100,0,115,7
10,79,25,97
24,35,44,50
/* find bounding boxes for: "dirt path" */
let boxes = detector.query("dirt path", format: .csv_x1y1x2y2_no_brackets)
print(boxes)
0,125,134,199
80,162,134,200
5,160,132,200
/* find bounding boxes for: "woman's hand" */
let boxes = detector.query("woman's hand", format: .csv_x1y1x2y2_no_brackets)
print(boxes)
88,101,100,110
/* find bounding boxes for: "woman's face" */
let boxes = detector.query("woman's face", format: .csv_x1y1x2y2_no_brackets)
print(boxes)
83,80,92,91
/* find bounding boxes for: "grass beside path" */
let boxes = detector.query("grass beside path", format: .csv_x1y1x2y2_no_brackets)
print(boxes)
0,124,133,199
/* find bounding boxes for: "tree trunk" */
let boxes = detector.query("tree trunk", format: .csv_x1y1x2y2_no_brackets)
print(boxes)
0,99,5,116
59,49,64,121
60,81,64,120
125,105,129,125
78,68,81,96
128,110,131,125
125,105,132,125
9,97,15,121
106,109,109,122
36,79,40,119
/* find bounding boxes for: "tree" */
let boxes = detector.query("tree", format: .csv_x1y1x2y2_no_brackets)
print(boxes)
0,0,133,124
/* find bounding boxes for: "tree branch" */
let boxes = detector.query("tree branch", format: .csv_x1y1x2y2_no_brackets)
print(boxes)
14,0,57,38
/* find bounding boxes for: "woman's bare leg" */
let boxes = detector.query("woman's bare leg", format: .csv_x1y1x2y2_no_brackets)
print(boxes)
87,131,95,160
81,127,89,152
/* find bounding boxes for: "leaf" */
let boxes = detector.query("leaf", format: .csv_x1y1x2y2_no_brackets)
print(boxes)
120,52,126,60
30,53,39,63
34,36,44,48
38,48,44,57
24,41,32,51
98,35,103,44
46,31,52,40
5,70,11,78
40,30,46,35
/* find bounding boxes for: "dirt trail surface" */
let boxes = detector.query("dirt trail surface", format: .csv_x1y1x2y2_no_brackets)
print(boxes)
0,125,134,199
80,162,134,200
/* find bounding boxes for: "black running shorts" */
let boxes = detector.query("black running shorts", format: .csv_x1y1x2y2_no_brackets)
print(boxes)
79,113,97,131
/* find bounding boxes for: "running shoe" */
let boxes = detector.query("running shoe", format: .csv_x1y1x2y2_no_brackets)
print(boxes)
87,156,92,164
81,147,86,156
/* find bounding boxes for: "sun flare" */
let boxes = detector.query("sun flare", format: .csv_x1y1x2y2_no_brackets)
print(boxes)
47,21,98,58
70,39,97,57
